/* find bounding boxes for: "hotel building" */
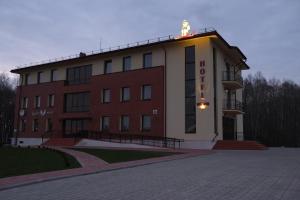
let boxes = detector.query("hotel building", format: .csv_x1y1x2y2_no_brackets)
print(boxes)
11,28,249,149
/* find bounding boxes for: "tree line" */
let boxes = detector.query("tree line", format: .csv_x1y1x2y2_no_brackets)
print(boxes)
0,72,299,147
0,73,16,145
243,72,300,147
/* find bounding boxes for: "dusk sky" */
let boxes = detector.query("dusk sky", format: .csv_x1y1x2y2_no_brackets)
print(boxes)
0,0,299,82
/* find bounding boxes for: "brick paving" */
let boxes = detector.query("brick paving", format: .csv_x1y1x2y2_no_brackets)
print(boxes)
1,148,300,200
0,146,210,191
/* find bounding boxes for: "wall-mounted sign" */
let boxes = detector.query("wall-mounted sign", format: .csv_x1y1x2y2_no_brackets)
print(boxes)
197,60,209,110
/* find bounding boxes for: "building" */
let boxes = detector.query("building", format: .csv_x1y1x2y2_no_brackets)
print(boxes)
11,27,249,149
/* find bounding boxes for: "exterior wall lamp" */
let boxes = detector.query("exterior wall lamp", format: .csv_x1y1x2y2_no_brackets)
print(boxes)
197,98,209,110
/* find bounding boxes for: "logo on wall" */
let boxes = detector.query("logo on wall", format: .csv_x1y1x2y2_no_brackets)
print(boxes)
197,60,209,110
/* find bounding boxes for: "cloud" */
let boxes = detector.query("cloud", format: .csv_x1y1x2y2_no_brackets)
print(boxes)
0,0,299,82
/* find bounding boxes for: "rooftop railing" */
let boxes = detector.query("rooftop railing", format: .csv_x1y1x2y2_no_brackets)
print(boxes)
13,28,215,70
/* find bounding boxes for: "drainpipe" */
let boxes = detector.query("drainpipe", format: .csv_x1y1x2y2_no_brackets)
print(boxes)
162,45,167,138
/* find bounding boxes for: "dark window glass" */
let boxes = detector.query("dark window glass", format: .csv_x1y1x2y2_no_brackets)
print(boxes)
121,87,130,101
66,65,92,85
185,115,196,133
185,63,195,80
48,94,55,107
64,92,90,112
104,60,112,74
50,69,57,82
185,80,195,97
35,96,40,108
142,85,152,100
46,118,53,132
185,97,196,115
63,119,88,135
22,97,28,109
123,56,131,71
142,115,151,131
102,89,111,103
121,115,129,132
185,46,195,63
185,46,196,133
33,119,39,132
24,74,29,85
37,72,42,84
143,53,152,68
20,119,26,132
101,116,110,131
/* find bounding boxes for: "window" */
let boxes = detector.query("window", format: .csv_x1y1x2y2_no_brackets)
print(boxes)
32,119,38,132
66,65,92,85
21,97,28,109
142,85,152,100
50,69,58,82
101,116,110,131
120,115,129,132
185,46,196,133
37,72,42,84
104,60,112,74
48,94,55,107
64,92,90,112
102,89,111,103
46,118,53,132
19,119,26,132
143,53,152,68
63,119,88,135
121,87,130,102
123,56,131,71
34,96,41,108
141,115,151,131
24,74,29,85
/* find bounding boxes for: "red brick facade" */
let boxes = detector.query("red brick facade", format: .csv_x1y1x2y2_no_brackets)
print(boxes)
14,66,165,138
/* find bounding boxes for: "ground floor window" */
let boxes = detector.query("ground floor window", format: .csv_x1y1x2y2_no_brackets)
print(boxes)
46,118,53,132
32,119,39,132
63,119,88,135
120,115,129,132
141,115,151,131
101,116,110,131
19,119,26,132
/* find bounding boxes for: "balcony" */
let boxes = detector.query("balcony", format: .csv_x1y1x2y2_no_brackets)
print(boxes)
223,99,243,115
222,71,243,89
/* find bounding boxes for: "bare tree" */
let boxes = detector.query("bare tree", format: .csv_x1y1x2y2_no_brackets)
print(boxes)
0,73,15,145
243,72,300,147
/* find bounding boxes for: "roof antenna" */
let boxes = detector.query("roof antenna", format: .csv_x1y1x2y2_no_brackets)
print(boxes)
99,37,102,51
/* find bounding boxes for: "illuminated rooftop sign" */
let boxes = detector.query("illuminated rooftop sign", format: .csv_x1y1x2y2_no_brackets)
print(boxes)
181,20,191,37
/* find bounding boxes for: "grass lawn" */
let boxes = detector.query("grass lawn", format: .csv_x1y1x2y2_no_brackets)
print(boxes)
72,148,178,163
0,147,80,178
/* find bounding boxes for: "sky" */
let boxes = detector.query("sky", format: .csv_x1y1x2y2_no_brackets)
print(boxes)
0,0,299,83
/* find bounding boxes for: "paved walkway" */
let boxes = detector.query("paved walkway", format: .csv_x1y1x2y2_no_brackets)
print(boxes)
0,148,300,200
0,147,211,191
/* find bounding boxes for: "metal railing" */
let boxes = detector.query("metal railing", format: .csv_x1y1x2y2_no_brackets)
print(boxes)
223,99,243,111
222,71,243,86
72,130,184,149
13,28,215,70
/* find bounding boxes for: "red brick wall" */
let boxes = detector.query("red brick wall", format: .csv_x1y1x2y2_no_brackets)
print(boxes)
14,66,165,138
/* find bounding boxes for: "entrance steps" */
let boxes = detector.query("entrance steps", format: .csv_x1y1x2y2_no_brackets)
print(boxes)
43,138,81,147
213,140,267,150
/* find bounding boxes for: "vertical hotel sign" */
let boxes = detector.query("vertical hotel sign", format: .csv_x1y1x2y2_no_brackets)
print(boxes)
197,60,209,110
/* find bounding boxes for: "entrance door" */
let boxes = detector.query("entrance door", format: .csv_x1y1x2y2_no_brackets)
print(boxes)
223,117,236,140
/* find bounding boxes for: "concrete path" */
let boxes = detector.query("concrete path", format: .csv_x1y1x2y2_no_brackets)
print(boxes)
0,147,210,191
1,148,300,200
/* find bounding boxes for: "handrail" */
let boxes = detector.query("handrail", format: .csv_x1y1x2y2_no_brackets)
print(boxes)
223,99,243,111
13,28,215,70
72,130,184,149
222,71,243,85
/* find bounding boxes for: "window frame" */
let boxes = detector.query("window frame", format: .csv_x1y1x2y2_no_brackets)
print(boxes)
101,116,110,132
122,56,131,71
143,52,152,68
141,115,151,132
120,115,130,132
141,85,152,100
102,89,111,103
104,60,112,74
121,87,130,102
